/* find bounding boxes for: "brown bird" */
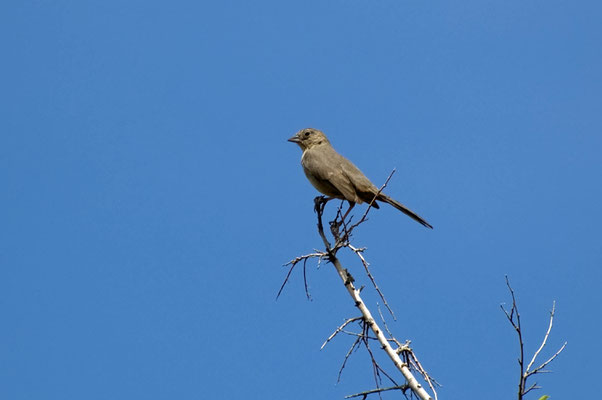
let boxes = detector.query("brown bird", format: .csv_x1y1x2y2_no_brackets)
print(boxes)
288,128,433,229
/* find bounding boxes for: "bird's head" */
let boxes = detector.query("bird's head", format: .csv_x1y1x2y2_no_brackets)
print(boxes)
288,128,330,150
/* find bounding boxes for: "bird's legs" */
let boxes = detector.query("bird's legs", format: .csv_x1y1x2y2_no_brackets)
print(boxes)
340,201,355,223
328,201,355,241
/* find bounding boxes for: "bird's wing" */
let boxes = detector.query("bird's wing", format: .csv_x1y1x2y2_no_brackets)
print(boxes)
338,156,381,205
302,147,359,202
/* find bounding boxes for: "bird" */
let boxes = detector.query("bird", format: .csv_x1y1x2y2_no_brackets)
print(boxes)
288,128,433,229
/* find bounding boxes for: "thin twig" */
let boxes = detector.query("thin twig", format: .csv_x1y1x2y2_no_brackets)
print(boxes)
530,341,567,375
345,385,409,399
344,170,396,241
522,382,541,396
349,244,396,319
321,317,364,350
526,301,556,372
407,349,440,400
302,258,311,300
277,252,325,299
338,335,363,383
362,324,401,392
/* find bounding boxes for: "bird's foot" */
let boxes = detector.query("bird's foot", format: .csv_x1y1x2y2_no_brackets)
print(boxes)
329,219,342,241
313,196,332,214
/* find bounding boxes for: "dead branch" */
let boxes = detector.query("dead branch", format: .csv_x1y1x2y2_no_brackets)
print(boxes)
501,276,566,400
349,244,396,319
312,189,435,400
376,306,440,398
338,333,363,383
321,317,364,350
345,385,409,399
283,172,435,400
278,252,326,299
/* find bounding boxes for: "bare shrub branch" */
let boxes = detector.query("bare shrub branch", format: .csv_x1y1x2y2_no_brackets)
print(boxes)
316,174,434,400
501,276,566,400
283,172,436,400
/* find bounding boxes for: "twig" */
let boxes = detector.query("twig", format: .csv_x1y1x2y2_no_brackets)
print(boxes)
302,258,311,300
361,323,401,392
530,341,567,377
526,301,566,376
406,349,440,400
278,252,325,299
342,170,396,244
321,317,364,350
345,385,409,399
338,335,363,383
349,244,396,319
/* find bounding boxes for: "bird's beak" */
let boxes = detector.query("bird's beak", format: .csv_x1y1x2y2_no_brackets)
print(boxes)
287,135,300,143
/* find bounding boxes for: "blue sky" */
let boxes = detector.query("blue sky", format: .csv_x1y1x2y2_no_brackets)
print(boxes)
1,1,601,399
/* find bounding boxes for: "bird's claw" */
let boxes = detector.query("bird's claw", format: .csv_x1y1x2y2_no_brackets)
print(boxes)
313,196,330,214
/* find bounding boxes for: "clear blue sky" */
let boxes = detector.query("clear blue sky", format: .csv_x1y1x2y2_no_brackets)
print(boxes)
1,1,600,399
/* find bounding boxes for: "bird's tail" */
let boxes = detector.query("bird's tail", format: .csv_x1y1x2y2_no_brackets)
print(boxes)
377,194,433,229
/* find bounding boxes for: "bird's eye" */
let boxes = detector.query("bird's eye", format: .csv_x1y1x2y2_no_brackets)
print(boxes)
304,131,311,137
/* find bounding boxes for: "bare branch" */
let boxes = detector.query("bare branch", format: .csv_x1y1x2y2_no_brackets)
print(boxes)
502,276,566,400
502,276,525,399
376,306,395,340
344,385,409,399
526,301,555,372
321,317,364,350
278,252,325,299
360,321,401,392
529,341,567,376
286,174,435,400
302,258,311,300
349,244,396,319
344,170,396,240
523,382,541,396
406,349,440,400
338,335,362,383
313,197,434,400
